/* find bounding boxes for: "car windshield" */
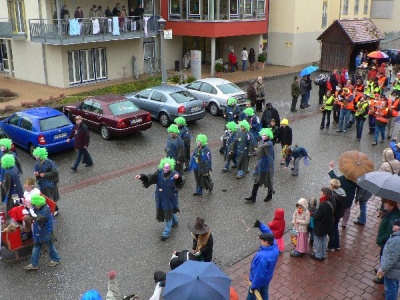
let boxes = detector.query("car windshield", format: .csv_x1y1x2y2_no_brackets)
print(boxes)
216,83,243,94
109,100,140,116
170,91,197,103
39,115,71,131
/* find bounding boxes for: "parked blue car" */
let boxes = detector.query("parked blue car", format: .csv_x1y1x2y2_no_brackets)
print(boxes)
0,107,75,156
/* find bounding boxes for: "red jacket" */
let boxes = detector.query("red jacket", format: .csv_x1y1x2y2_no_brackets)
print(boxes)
268,208,285,239
228,52,237,64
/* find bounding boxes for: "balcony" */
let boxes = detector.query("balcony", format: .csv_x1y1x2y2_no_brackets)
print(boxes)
29,16,160,45
0,18,12,38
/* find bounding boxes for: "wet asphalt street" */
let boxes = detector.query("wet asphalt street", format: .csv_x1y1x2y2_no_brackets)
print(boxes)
0,73,390,299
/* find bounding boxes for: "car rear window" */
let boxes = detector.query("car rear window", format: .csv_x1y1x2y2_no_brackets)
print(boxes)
109,100,140,116
170,91,197,103
217,83,243,94
39,115,71,131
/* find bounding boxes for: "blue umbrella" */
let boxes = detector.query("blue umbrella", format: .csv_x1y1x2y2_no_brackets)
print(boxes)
163,261,231,300
300,65,319,77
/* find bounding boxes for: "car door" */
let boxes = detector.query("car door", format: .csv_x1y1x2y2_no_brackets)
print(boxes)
19,114,35,148
149,90,167,116
185,81,202,99
80,99,96,129
198,82,218,106
134,89,157,117
3,113,23,146
90,101,104,130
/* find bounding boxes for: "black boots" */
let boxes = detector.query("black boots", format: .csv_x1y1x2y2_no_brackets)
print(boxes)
264,190,273,202
245,184,259,203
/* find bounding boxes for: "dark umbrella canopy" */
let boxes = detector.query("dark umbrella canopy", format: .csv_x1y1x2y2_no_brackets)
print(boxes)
357,171,400,202
163,261,231,300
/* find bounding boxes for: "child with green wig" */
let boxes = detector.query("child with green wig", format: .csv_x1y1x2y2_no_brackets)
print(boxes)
174,117,192,171
0,153,24,213
245,128,275,203
190,134,213,196
221,122,238,173
232,120,256,179
135,157,183,241
223,97,240,123
166,124,186,175
0,138,23,174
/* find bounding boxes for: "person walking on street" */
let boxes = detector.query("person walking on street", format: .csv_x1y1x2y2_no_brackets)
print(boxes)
0,154,23,214
320,90,334,129
174,117,191,171
291,76,301,112
255,77,265,112
247,80,257,108
249,48,256,71
228,49,238,72
135,158,183,241
247,233,279,300
353,186,372,226
355,94,369,141
188,217,214,262
33,147,60,215
190,134,213,196
24,195,61,270
300,76,308,109
165,124,185,175
67,115,93,171
377,218,400,300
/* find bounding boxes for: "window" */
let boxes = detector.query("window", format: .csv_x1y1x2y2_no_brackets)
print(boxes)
170,0,181,15
8,113,21,126
7,0,26,33
187,81,202,91
143,41,155,74
20,116,32,131
343,0,349,15
82,99,94,111
189,0,200,16
137,89,152,99
257,0,265,15
150,91,164,102
354,0,359,14
200,82,216,94
244,0,253,15
363,0,368,14
39,115,71,131
322,2,328,28
68,47,107,85
170,91,197,103
92,101,103,114
230,0,239,16
108,100,139,116
0,40,10,71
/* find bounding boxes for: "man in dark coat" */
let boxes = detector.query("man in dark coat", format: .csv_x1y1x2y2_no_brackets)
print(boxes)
247,80,257,108
135,158,183,241
67,115,93,171
311,187,336,262
190,134,213,196
261,103,280,128
245,128,275,203
330,67,340,92
165,124,186,175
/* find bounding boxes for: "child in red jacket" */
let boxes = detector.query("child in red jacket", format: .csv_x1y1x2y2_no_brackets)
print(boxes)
268,208,286,251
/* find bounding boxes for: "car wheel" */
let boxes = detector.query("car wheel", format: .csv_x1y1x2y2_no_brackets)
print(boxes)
29,143,36,159
159,112,170,127
100,125,111,140
209,102,220,116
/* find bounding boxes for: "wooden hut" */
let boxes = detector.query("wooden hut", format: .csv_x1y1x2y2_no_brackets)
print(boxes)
317,19,385,71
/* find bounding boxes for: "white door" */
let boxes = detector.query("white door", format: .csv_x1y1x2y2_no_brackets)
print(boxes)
80,49,95,82
68,50,81,84
94,48,107,79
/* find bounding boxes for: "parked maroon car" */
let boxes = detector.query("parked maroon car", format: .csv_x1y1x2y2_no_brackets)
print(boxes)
63,95,152,140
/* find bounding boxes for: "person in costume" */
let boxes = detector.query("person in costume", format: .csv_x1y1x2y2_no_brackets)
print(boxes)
174,117,191,172
24,195,61,270
135,158,183,241
245,128,275,203
0,153,23,214
221,122,238,173
190,134,213,196
242,107,262,142
165,124,185,175
187,217,214,262
33,147,60,215
0,138,22,174
232,120,256,179
223,97,240,123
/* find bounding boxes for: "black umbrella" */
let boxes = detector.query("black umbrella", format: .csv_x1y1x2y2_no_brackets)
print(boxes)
357,171,400,202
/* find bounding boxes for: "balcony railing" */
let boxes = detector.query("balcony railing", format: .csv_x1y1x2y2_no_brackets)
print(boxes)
0,18,12,38
29,16,160,45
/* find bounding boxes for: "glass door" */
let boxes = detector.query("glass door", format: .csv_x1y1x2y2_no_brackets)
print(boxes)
143,40,155,74
80,49,95,82
0,40,9,71
94,48,107,79
68,50,81,84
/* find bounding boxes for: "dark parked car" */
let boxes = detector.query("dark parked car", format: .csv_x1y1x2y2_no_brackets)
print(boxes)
125,85,206,127
63,95,152,140
0,107,75,156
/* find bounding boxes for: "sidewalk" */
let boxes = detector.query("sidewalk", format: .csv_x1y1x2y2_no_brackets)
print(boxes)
0,63,307,110
227,195,386,300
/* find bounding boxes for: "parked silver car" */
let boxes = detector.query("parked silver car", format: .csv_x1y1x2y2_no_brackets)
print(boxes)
181,78,247,116
126,85,206,127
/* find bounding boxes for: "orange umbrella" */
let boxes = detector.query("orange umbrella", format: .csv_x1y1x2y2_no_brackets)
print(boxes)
338,151,374,183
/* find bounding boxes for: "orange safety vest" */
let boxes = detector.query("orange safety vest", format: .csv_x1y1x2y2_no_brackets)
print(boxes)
391,98,400,117
378,76,387,88
368,99,377,115
375,101,389,123
353,94,363,112
354,84,364,93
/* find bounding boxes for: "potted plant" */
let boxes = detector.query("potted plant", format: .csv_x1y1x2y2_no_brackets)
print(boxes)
257,53,267,69
215,62,224,77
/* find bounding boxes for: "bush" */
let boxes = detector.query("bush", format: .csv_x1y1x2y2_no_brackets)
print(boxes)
186,76,196,83
59,95,87,105
169,75,181,84
258,53,267,63
215,62,224,72
0,89,18,98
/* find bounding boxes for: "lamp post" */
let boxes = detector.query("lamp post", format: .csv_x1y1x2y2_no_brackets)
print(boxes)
157,17,167,84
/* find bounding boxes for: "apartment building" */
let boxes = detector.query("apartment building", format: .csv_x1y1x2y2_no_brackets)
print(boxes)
0,0,269,88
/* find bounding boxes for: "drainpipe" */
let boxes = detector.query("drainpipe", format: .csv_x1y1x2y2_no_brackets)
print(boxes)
38,0,48,85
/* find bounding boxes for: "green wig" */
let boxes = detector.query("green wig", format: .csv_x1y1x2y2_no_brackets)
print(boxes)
31,195,46,207
32,147,48,160
0,138,12,150
239,120,250,132
259,128,274,139
243,107,255,117
167,124,180,134
196,134,208,146
227,97,237,106
226,121,238,132
159,157,176,171
174,117,187,126
1,153,15,169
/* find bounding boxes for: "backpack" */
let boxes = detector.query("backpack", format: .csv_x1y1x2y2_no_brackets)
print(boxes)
331,192,345,220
